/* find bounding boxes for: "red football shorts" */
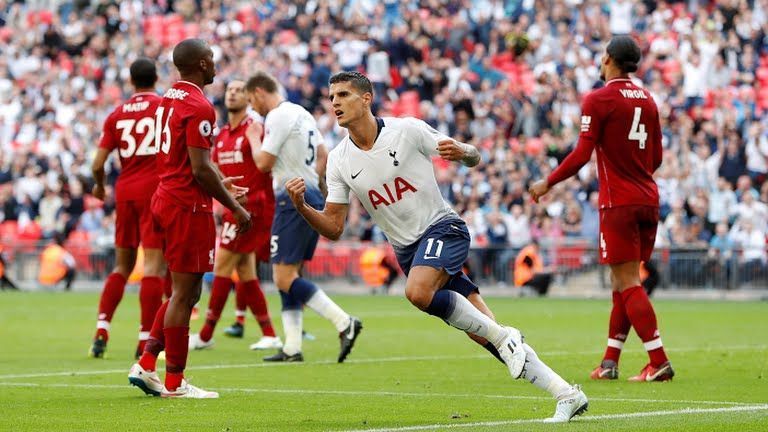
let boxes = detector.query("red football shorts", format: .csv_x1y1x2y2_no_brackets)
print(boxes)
599,205,659,265
151,196,215,273
219,211,273,262
115,199,163,249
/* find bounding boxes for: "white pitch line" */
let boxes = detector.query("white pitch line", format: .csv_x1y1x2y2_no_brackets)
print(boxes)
0,382,756,407
0,344,765,380
338,404,768,432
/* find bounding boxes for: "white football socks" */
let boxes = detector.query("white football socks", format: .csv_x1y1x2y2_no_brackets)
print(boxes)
305,289,351,332
443,291,508,347
281,310,303,355
520,343,573,399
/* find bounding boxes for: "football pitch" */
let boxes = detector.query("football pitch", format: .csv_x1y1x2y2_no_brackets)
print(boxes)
1,291,766,431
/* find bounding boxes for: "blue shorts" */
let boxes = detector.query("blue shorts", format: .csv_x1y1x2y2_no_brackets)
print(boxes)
270,188,324,265
394,217,478,297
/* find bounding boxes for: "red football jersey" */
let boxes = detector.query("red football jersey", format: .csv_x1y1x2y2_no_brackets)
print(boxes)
153,81,217,213
548,78,663,209
212,116,275,222
98,92,162,202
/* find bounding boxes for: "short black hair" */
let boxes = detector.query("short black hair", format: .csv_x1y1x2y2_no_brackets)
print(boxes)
606,35,641,73
245,71,278,93
172,38,209,73
329,71,373,95
129,57,157,89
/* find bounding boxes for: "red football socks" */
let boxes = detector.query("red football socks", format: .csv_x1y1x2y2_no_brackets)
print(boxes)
164,326,189,391
242,280,276,337
621,285,669,367
138,300,169,372
234,281,248,325
95,272,128,341
139,276,164,336
200,276,232,342
604,291,631,364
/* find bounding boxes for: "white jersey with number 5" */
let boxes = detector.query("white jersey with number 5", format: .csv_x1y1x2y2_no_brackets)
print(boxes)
326,117,457,248
261,101,324,193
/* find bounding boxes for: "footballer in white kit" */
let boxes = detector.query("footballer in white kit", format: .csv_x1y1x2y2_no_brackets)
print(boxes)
326,116,478,296
245,71,362,364
286,71,588,423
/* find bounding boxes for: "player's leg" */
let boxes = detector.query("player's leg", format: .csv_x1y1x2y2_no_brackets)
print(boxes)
268,207,361,362
189,248,238,349
224,279,247,337
137,247,165,358
465,292,504,363
235,253,281,350
263,264,305,362
601,206,672,382
467,291,581,401
613,261,673,381
406,265,525,378
90,246,136,358
163,270,217,396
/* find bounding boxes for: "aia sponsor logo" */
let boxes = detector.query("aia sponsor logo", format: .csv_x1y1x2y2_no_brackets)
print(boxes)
368,177,417,210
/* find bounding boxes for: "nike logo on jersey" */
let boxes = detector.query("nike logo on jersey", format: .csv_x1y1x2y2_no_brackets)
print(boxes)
351,169,363,179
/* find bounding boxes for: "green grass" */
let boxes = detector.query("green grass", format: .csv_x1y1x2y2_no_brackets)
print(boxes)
0,291,767,431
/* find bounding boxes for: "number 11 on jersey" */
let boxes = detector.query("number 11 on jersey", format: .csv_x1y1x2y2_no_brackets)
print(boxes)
629,107,648,149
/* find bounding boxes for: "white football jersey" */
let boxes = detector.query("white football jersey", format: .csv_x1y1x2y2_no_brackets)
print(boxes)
326,117,458,247
262,101,324,192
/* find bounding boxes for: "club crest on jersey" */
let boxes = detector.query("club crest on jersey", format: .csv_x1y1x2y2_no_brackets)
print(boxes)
388,150,399,166
199,120,213,137
580,116,591,132
368,177,417,210
235,137,244,150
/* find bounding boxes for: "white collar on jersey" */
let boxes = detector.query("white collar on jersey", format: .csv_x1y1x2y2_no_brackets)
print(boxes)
605,78,634,85
176,80,206,96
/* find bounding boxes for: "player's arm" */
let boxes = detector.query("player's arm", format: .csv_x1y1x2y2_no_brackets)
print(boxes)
316,143,328,197
245,119,278,173
411,118,480,167
652,107,663,172
189,147,246,211
187,112,251,231
529,96,600,202
437,139,481,167
92,115,117,201
285,177,348,240
91,148,111,200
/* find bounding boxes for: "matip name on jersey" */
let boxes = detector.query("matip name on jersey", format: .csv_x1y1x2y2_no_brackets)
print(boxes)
121,101,151,113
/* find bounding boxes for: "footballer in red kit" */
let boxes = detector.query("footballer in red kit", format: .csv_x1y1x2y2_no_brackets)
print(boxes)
89,58,167,360
530,35,674,383
188,79,281,352
129,39,251,399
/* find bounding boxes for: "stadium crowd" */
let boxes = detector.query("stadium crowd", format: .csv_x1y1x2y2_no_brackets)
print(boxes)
1,0,768,285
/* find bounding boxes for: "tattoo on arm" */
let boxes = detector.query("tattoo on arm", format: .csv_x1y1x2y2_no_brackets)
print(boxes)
461,144,481,167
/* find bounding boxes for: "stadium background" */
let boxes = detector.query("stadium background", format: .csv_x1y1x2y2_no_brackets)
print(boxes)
1,0,768,292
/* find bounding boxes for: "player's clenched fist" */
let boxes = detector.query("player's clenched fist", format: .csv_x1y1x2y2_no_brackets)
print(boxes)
285,177,306,208
437,139,465,161
528,179,550,203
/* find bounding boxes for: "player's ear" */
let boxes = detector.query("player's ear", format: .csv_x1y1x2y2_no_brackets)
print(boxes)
362,91,373,108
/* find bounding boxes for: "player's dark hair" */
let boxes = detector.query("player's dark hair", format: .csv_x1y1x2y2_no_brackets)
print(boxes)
329,71,373,96
129,57,157,89
606,35,641,73
245,72,279,94
172,38,209,73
